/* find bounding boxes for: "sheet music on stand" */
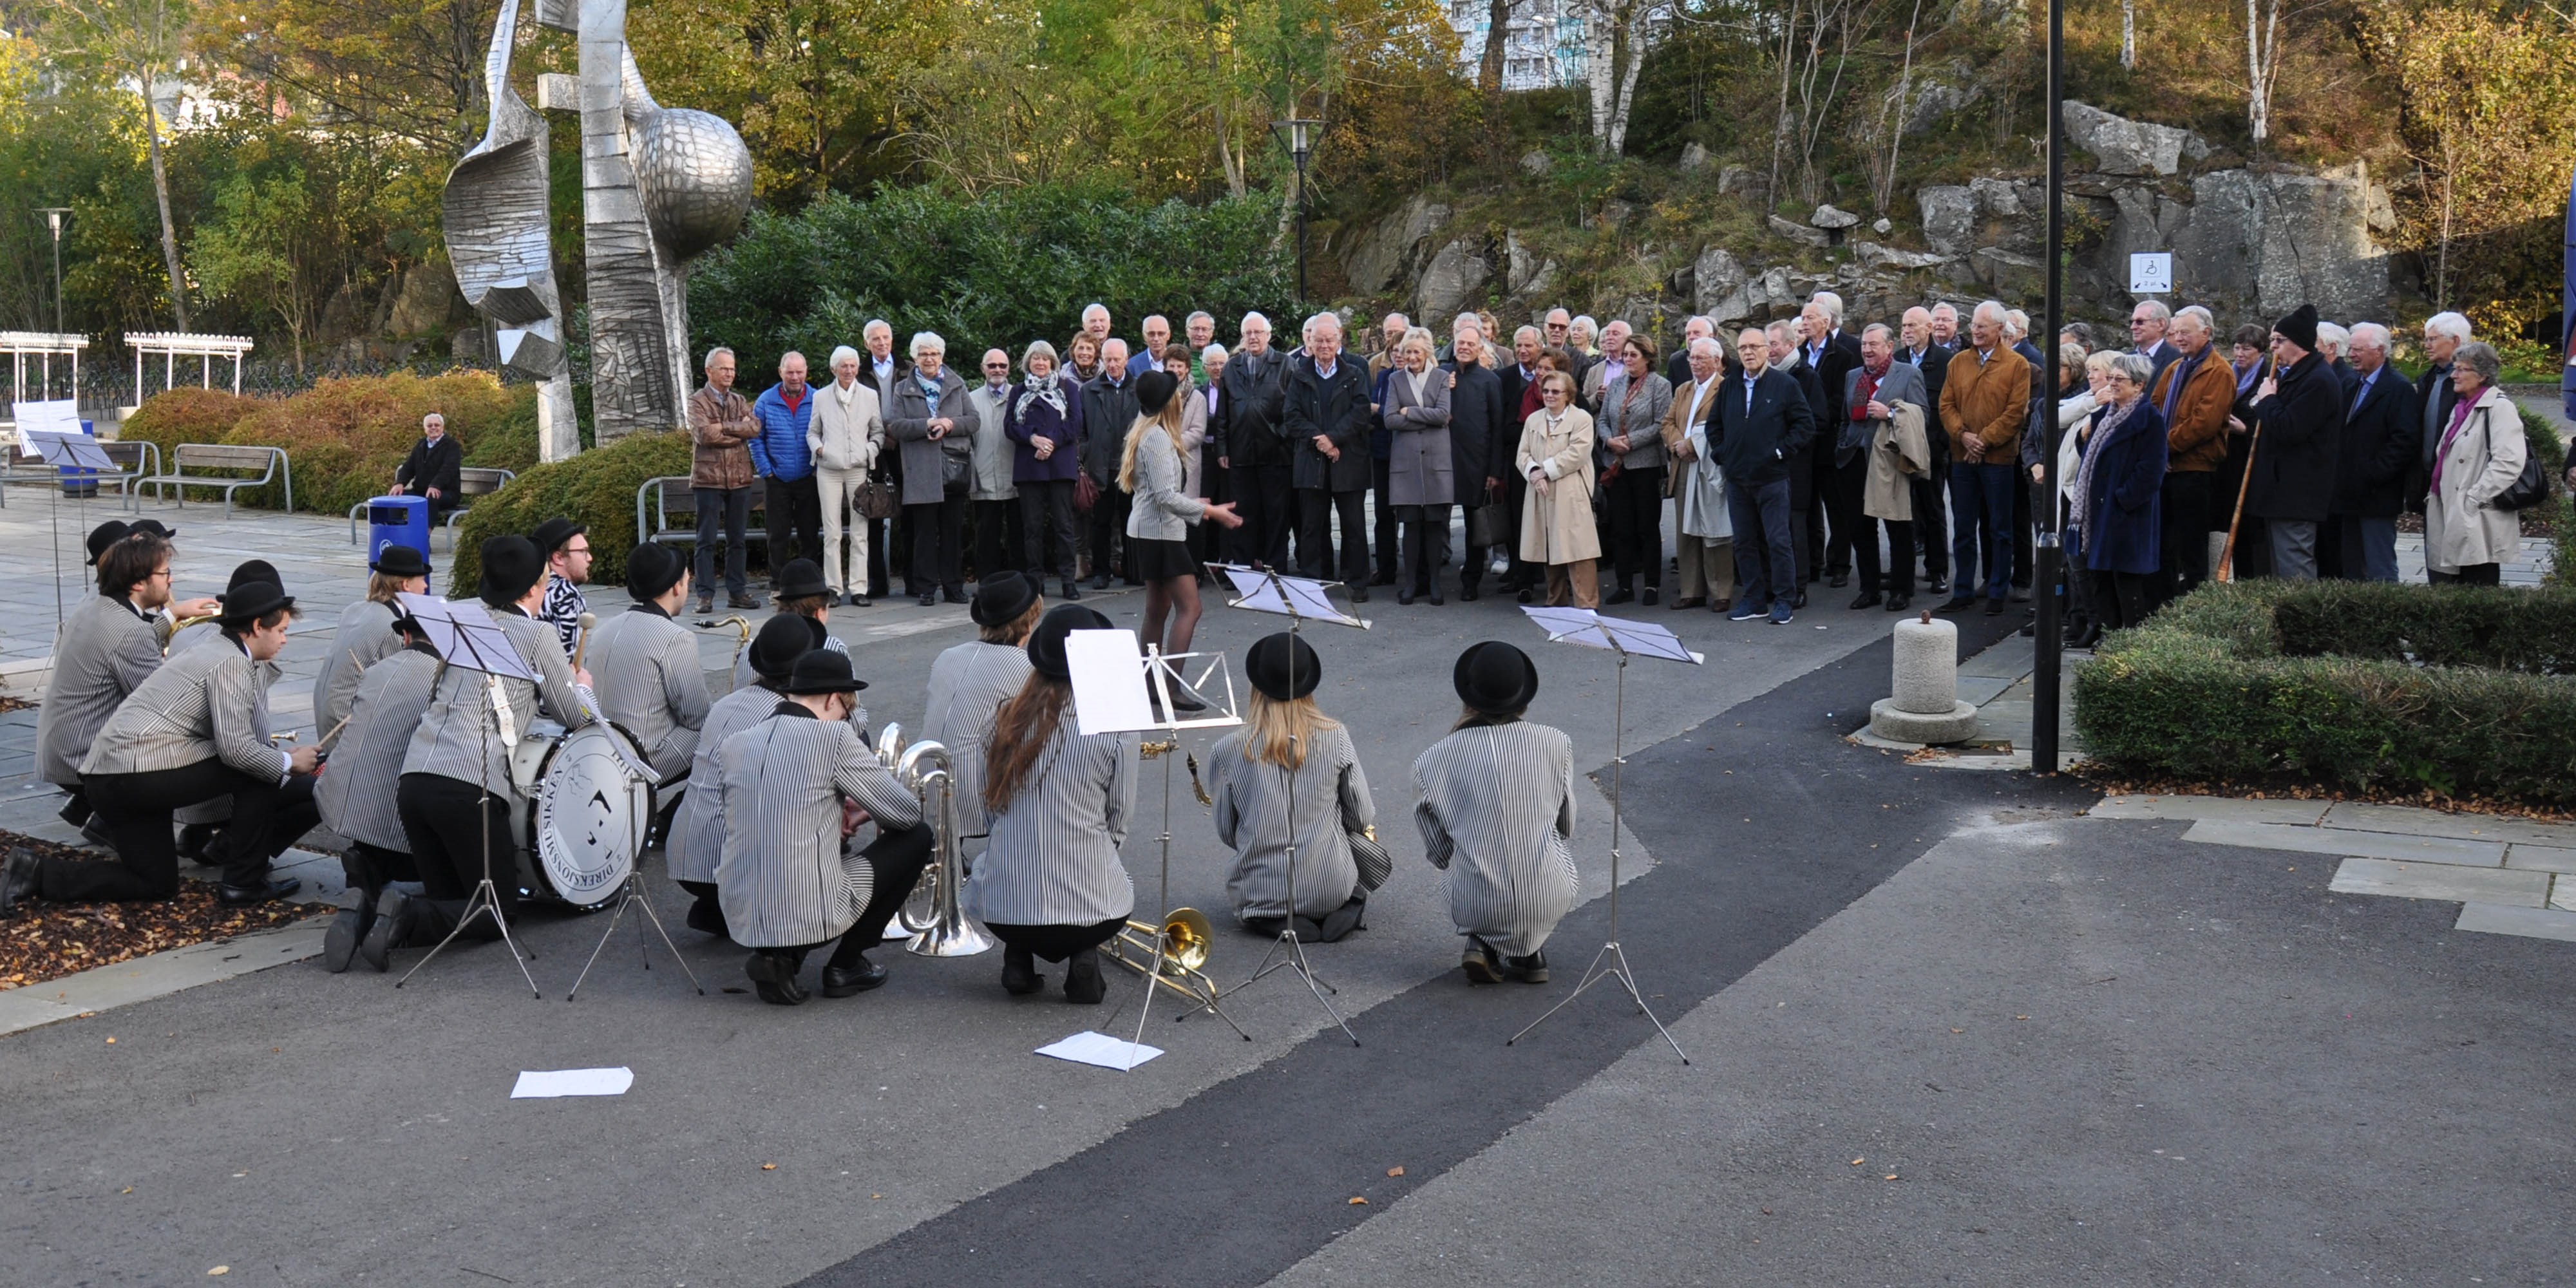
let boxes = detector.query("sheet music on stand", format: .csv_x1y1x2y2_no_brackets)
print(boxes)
1210,564,1369,629
1519,606,1705,665
12,399,82,453
22,428,115,472
395,592,540,682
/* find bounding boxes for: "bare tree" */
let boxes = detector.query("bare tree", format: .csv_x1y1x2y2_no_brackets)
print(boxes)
2246,0,2282,143
47,0,194,330
2122,0,2135,69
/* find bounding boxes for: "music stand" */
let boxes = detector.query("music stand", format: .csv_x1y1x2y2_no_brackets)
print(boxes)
563,743,701,1000
22,424,108,629
1209,564,1367,1046
388,592,547,998
1506,607,1693,1064
1065,629,1252,1059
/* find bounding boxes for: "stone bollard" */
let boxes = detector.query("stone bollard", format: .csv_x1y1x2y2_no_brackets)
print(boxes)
1870,611,1980,744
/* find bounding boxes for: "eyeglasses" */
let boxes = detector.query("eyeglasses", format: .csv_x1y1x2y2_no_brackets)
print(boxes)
983,361,1009,370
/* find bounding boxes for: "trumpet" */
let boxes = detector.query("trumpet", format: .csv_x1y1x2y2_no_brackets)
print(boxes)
890,739,992,958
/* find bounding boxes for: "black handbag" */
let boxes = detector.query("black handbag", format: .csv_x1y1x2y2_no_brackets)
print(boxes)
854,468,901,521
940,442,972,497
1465,503,1502,549
2485,409,2552,511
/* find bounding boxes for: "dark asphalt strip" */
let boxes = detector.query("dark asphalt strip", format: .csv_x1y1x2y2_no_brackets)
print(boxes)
797,612,2078,1288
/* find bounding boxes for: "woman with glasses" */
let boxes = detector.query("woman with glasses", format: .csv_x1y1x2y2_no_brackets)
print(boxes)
1514,370,1601,607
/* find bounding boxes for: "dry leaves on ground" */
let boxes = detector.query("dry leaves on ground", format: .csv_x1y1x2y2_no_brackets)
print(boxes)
1,829,328,990
0,694,35,714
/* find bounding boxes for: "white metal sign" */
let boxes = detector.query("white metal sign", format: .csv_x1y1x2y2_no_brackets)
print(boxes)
2130,251,2174,294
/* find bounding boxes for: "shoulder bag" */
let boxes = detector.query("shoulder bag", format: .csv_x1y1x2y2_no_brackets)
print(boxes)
2485,408,2552,511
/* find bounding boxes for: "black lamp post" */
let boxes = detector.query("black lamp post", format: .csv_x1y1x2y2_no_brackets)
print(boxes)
37,207,71,336
2031,0,2066,773
1273,117,1321,303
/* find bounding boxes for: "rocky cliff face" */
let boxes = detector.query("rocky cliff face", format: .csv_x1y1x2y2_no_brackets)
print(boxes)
1340,101,2401,334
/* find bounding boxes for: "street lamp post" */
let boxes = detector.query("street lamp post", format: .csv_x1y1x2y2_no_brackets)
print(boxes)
2031,0,2066,773
37,207,71,336
1273,117,1321,303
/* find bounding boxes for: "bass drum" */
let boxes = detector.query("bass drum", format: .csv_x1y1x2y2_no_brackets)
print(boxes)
509,722,656,908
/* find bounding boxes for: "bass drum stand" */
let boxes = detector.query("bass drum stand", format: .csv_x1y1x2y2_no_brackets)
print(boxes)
397,675,543,998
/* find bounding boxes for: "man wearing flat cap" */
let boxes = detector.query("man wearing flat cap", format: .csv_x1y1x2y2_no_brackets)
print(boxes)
921,571,1043,856
714,650,931,1005
6,582,320,911
669,613,826,938
2246,303,2346,580
588,543,712,819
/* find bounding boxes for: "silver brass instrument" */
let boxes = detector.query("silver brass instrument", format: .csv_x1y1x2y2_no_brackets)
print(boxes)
874,723,918,940
891,739,992,957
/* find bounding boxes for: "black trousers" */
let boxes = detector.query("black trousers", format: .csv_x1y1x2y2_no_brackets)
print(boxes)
1397,503,1452,592
2011,468,2034,589
692,486,752,599
1912,459,1951,578
1194,448,1228,564
1857,516,1914,595
1019,481,1079,582
52,762,317,901
1297,488,1370,583
1455,502,1488,592
1786,449,1817,584
397,772,517,941
905,497,966,596
867,518,893,598
760,823,936,970
1823,456,1869,582
343,840,419,893
972,498,1024,581
1225,460,1291,568
771,473,824,573
1086,478,1134,582
2160,470,2215,596
1808,446,1835,578
2436,562,2501,586
1501,473,1540,587
2090,569,2157,630
987,916,1126,963
1370,459,1399,580
1603,466,1665,590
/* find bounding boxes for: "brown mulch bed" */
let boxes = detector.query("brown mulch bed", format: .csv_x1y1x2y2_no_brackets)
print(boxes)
1,829,331,992
2071,765,2576,824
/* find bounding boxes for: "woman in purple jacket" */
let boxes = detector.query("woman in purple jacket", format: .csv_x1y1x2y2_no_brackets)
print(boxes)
1006,339,1088,601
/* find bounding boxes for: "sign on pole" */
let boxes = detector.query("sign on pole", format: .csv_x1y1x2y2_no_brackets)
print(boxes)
2129,251,2174,295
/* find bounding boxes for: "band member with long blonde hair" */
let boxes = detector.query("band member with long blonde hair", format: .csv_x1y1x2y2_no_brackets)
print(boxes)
1119,370,1241,711
1208,632,1375,942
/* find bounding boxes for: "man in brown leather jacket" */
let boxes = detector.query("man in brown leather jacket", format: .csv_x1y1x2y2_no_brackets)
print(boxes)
2146,306,2235,596
689,346,763,612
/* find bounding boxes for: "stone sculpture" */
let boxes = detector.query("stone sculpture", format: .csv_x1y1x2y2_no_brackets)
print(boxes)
445,0,753,458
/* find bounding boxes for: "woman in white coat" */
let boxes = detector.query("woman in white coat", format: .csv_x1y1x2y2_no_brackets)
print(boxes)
1412,641,1578,985
808,345,885,606
2421,342,2528,587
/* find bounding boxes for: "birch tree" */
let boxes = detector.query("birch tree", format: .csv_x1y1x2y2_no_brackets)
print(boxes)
46,0,193,330
2246,0,2282,143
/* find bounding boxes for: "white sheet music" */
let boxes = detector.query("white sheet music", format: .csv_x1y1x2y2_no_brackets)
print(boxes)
1066,629,1158,735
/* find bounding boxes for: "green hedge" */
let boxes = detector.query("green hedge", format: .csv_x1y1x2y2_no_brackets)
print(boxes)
117,373,537,518
447,430,694,596
2074,580,2576,803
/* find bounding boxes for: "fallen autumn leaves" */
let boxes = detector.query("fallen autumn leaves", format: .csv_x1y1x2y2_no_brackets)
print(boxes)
2,829,327,991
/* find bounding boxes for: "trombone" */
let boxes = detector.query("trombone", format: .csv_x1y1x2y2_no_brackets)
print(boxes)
1098,906,1227,1008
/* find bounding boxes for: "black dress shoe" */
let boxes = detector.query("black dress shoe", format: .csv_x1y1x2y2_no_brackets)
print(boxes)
1927,576,1950,596
218,876,301,907
1397,587,1414,605
847,592,872,608
745,952,805,1006
323,887,375,974
684,897,728,938
1063,950,1107,1004
1671,596,1705,610
1428,586,1444,606
1849,590,1882,610
1241,915,1289,940
1642,587,1659,607
1504,949,1550,983
1061,580,1083,601
1828,573,1850,589
1458,584,1478,601
1884,592,1911,612
358,888,416,972
916,592,938,607
821,956,889,996
1605,586,1634,605
1791,591,1808,611
1935,598,1976,613
1,847,41,914
1984,598,2006,615
176,824,216,864
1461,936,1503,985
1515,587,1535,604
56,795,91,828
1712,598,1732,612
728,594,766,611
943,587,968,605
1090,574,1111,590
1001,946,1043,995
1369,573,1397,586
1350,584,1369,603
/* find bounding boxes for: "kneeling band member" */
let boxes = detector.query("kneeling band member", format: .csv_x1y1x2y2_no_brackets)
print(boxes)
961,603,1139,1004
33,526,211,834
319,609,440,972
1412,641,1578,984
669,614,819,936
5,583,319,909
1208,631,1376,942
165,559,287,861
920,570,1042,859
370,536,596,960
731,558,848,691
312,544,430,735
713,650,929,1005
589,543,712,840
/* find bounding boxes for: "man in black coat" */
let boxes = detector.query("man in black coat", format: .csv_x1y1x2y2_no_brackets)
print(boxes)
855,319,908,598
1897,306,1955,594
1768,320,1826,596
1495,326,1544,592
2246,304,2344,581
1282,315,1376,599
1714,326,1817,625
2323,322,2418,582
1442,323,1509,601
1219,312,1293,569
1801,296,1866,586
392,413,464,522
1077,342,1142,587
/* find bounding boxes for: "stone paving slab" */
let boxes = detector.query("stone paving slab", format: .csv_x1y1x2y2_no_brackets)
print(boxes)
2454,902,2576,944
2505,844,2576,875
0,916,330,1036
2187,818,2506,866
1956,633,2034,678
2090,793,2333,826
2555,880,2576,913
2325,857,2551,907
2319,801,2576,848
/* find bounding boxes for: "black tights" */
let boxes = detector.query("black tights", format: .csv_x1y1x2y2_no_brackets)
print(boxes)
987,917,1126,963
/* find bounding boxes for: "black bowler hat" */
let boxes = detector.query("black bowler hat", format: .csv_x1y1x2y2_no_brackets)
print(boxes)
1027,603,1113,681
127,518,178,540
217,560,281,600
625,542,686,601
773,557,831,600
784,648,867,695
1245,632,1321,702
84,520,132,565
216,581,293,629
478,535,545,606
1135,370,1180,417
971,570,1040,627
1453,641,1539,715
2273,303,2319,354
748,612,813,681
371,544,431,579
529,516,587,558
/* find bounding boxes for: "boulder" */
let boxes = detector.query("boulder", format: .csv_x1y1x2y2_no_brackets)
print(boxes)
2167,163,2390,321
1767,214,1833,248
1692,246,1749,319
2062,100,2204,178
1811,204,1861,230
386,264,463,337
1505,231,1557,297
1519,151,1552,176
1414,239,1491,324
1718,166,1764,199
1918,185,1976,256
1344,195,1452,296
1971,246,2044,296
1852,241,1952,271
1678,142,1710,171
1873,217,1893,234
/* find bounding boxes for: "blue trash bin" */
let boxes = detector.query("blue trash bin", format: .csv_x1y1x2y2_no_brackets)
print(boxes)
367,495,431,567
57,421,100,498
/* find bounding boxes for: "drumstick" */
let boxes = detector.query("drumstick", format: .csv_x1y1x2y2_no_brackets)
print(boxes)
571,611,596,672
2215,419,2261,585
314,715,353,752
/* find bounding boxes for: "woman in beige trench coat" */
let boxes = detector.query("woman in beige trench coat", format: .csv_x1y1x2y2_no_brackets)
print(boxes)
1515,369,1602,607
2420,342,2527,585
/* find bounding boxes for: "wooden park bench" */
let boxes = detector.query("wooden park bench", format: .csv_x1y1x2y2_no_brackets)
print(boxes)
0,438,158,511
135,442,294,518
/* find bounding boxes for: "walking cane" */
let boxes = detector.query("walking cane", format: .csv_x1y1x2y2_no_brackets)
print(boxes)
2214,419,2261,584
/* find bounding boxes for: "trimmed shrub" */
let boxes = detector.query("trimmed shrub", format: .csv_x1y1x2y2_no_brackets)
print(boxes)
2074,580,2576,803
448,430,694,596
114,372,536,518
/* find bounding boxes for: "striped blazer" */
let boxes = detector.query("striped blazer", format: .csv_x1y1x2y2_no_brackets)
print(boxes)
963,713,1139,928
1411,720,1580,958
1122,424,1204,542
36,594,165,786
714,706,922,947
586,603,711,780
920,639,1034,842
1209,723,1374,923
81,634,288,783
400,607,594,797
164,622,280,826
312,599,404,736
315,645,441,852
667,682,820,886
730,626,848,692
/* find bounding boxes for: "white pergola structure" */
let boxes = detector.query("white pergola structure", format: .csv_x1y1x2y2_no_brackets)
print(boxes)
126,332,254,405
1,331,88,428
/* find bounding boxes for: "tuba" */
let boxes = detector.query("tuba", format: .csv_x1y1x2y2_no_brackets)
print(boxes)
890,738,993,957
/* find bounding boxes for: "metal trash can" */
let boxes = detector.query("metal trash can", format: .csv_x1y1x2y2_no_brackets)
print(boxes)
366,495,431,566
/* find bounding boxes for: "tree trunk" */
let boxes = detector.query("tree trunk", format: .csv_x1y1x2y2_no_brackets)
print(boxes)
2245,0,2278,144
1605,2,1648,155
1769,0,1800,204
2121,0,2135,69
1586,0,1618,147
1879,0,1924,213
140,69,190,332
1480,0,1510,95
